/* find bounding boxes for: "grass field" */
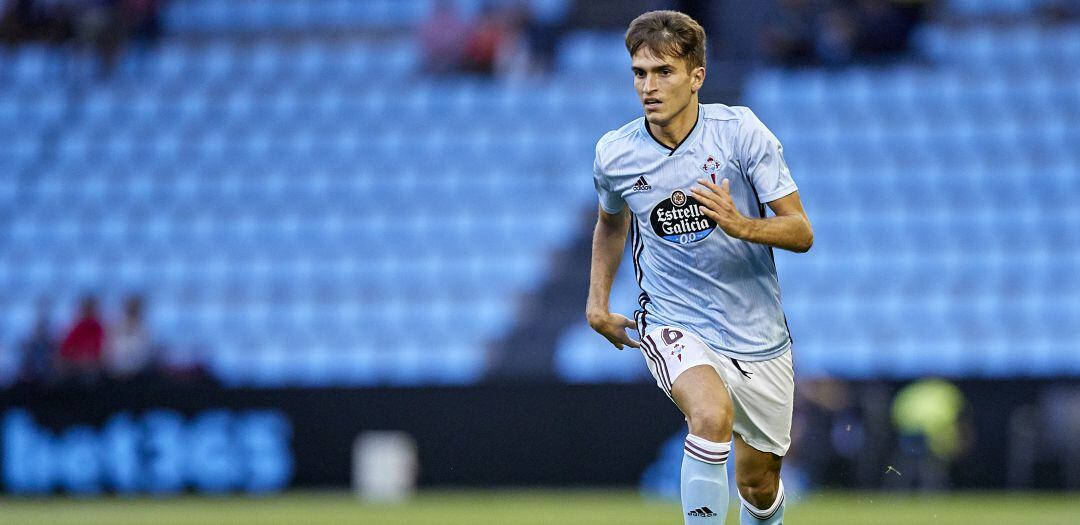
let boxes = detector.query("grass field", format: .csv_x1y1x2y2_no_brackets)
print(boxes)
2,490,1078,525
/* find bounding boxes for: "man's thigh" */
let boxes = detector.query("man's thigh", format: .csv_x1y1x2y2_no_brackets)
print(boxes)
639,325,721,397
713,350,794,456
670,364,732,423
641,326,734,436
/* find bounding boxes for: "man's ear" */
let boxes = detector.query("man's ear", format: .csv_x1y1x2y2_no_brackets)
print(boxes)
690,66,706,93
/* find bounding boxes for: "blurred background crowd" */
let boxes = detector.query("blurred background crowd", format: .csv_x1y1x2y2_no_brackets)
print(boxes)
1,0,1079,496
1,0,162,75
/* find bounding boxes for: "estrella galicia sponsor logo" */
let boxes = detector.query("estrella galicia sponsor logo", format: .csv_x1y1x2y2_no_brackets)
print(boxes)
650,190,715,244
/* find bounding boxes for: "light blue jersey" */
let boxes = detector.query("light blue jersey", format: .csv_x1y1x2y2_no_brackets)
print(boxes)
593,104,797,361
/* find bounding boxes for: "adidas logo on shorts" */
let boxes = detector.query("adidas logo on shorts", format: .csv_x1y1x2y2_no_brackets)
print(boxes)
687,506,718,518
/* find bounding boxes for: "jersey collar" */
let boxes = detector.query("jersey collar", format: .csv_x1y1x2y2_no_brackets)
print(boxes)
641,104,703,157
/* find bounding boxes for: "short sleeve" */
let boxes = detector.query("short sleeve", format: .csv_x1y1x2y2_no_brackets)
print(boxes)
593,141,625,214
737,109,797,203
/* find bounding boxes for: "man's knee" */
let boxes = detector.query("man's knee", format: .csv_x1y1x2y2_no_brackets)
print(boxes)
687,404,733,442
737,468,780,509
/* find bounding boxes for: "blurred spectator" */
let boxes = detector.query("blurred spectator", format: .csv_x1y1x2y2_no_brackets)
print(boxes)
762,0,925,67
19,300,58,384
119,0,161,45
815,2,859,65
889,378,971,491
462,4,519,75
419,1,563,78
853,0,918,60
105,294,156,381
791,378,863,488
72,0,125,75
761,0,820,66
520,0,570,74
0,0,39,44
419,0,468,74
58,295,105,382
1,0,163,75
1041,0,1080,21
890,0,928,29
36,0,76,44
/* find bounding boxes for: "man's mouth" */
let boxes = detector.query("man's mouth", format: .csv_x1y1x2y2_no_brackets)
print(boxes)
643,98,662,110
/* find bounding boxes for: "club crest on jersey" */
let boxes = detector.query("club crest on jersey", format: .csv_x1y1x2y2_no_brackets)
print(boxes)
701,154,722,183
649,190,716,245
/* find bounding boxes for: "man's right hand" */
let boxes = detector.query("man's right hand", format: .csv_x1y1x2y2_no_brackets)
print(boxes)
586,311,640,350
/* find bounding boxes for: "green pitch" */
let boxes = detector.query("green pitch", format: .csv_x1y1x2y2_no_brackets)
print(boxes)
1,490,1078,525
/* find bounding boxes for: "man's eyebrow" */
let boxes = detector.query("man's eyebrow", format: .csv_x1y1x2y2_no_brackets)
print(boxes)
631,62,675,70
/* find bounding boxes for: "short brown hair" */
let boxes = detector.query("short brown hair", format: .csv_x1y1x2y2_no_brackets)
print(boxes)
625,10,707,71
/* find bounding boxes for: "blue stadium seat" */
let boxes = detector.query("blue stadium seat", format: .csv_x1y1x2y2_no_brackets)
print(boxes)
946,0,1047,18
556,31,630,73
6,46,53,85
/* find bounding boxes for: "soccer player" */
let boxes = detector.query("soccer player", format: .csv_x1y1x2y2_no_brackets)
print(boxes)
586,11,812,525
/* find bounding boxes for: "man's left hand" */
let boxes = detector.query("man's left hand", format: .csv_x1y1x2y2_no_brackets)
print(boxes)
692,178,750,239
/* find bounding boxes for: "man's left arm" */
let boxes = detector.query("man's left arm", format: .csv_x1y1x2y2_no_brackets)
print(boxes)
691,178,813,253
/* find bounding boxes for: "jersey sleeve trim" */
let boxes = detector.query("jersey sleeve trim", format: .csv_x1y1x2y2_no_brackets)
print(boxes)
757,182,798,203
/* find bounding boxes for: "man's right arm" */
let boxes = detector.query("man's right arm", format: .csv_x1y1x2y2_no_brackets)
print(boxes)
585,205,639,349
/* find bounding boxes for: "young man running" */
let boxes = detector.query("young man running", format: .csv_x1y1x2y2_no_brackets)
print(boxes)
586,10,813,524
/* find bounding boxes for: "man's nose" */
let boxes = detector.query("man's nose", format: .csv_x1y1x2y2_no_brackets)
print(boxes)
643,74,658,92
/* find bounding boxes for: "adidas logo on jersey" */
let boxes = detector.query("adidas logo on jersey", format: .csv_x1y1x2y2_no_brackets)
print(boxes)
631,176,652,191
687,507,718,518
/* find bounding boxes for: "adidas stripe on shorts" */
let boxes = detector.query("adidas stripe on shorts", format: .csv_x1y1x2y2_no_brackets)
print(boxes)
639,325,794,456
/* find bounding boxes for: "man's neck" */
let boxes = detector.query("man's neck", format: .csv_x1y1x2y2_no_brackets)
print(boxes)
648,101,699,151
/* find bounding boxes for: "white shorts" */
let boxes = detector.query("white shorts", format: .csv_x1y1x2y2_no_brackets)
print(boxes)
639,325,794,456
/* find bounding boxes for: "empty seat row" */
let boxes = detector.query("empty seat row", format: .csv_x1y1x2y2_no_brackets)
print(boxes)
163,0,566,34
916,22,1080,63
143,41,420,79
63,87,634,129
165,0,436,33
209,341,487,387
748,67,1080,109
945,0,1059,17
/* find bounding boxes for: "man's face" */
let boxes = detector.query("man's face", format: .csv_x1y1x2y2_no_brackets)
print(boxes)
631,47,702,127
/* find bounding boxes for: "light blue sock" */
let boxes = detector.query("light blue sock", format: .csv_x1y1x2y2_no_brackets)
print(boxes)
740,479,785,525
681,434,730,524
